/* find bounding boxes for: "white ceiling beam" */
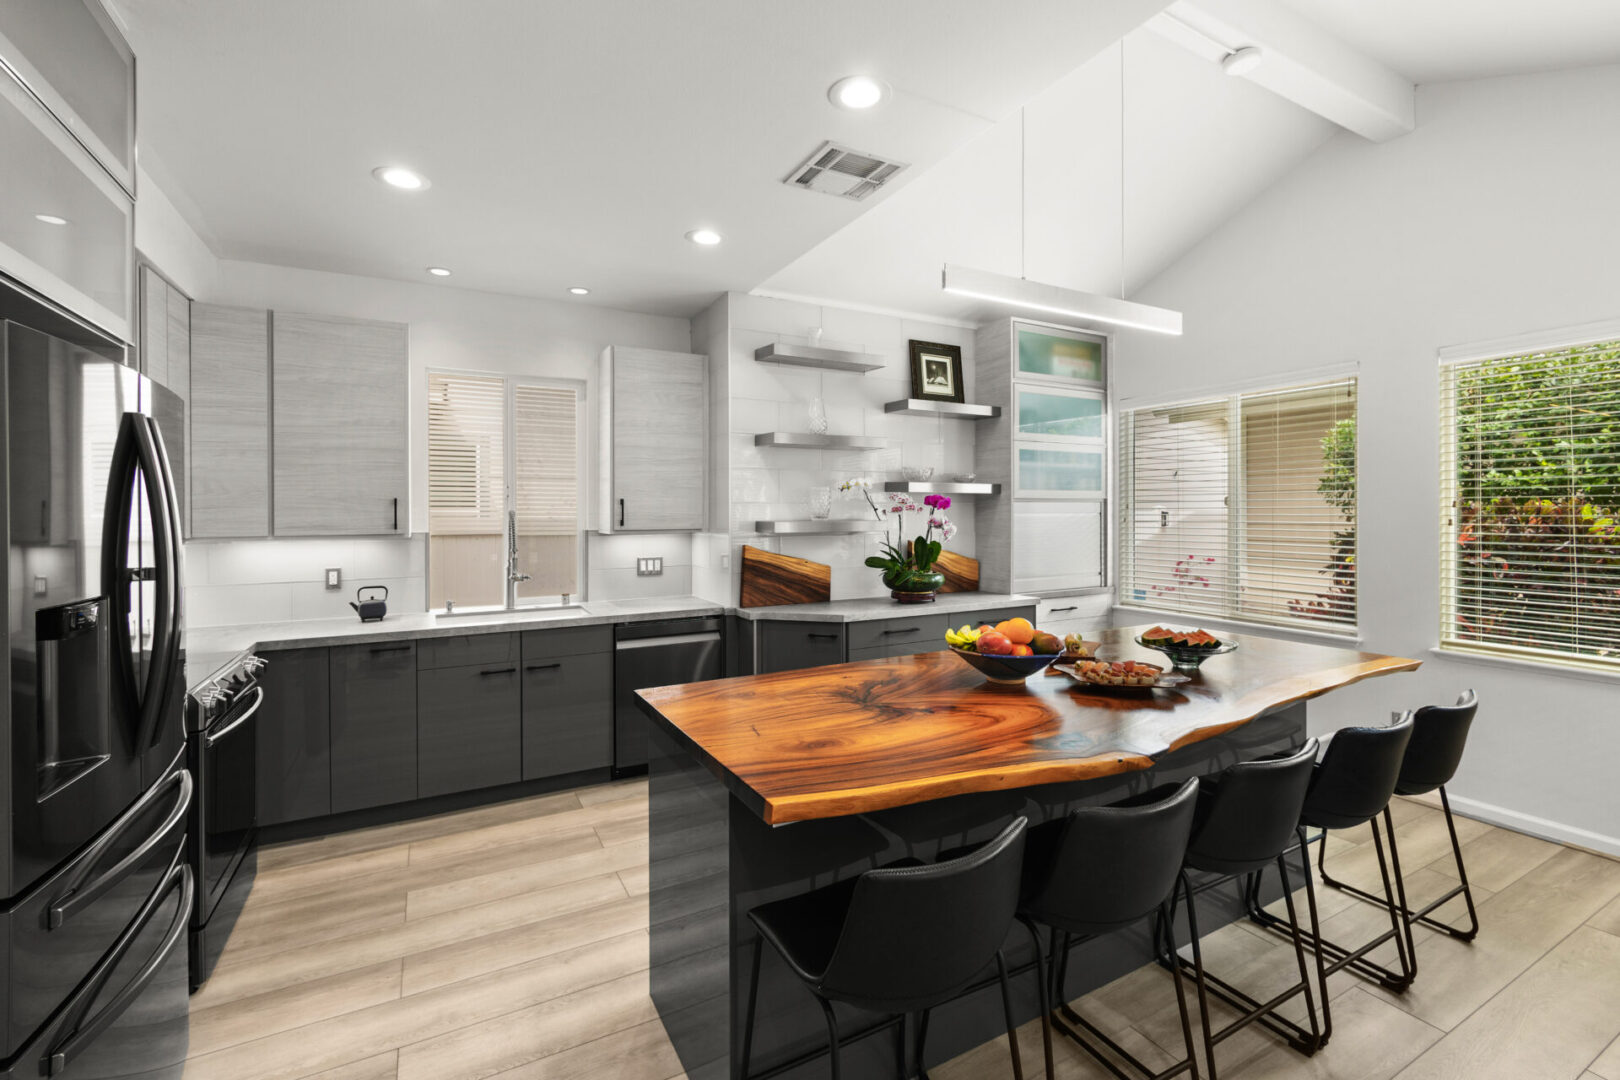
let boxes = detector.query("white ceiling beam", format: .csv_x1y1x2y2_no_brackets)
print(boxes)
1149,0,1415,142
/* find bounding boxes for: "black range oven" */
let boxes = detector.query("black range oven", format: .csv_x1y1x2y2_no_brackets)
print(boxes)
184,650,263,990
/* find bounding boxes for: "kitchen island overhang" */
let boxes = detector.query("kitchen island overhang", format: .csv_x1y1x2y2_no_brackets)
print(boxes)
639,626,1419,1080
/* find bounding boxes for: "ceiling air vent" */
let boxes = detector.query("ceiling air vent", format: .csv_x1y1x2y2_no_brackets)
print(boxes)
784,141,908,201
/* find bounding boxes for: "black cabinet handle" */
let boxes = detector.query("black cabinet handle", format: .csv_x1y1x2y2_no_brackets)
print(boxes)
1049,606,1078,614
807,633,839,641
392,497,398,531
480,667,517,677
525,662,561,672
369,644,412,654
618,498,625,528
881,627,921,635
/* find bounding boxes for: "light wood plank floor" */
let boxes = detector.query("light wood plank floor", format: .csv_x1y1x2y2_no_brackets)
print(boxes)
181,781,1620,1080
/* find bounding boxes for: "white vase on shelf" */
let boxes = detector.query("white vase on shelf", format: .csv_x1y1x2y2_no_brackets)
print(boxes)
806,397,829,435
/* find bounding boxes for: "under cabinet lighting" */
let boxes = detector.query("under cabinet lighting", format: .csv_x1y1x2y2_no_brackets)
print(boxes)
427,266,451,277
941,264,1183,336
34,213,68,225
568,287,590,295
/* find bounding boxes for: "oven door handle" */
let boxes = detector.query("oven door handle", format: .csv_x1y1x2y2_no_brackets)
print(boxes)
204,685,265,748
47,860,193,1077
47,769,192,930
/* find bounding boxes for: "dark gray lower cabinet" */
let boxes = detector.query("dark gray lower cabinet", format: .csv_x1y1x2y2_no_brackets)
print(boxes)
756,621,845,673
418,662,522,798
255,647,331,826
521,651,612,779
329,642,418,814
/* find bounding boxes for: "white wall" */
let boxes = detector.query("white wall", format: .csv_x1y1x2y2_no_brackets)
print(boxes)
718,292,981,602
1117,63,1620,854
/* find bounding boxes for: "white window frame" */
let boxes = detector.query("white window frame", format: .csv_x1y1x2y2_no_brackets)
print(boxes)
424,367,588,613
1117,377,1360,636
1437,322,1620,673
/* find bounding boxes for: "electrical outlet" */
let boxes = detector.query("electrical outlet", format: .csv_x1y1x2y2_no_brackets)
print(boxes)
33,576,48,597
325,568,342,590
636,557,664,576
721,553,730,571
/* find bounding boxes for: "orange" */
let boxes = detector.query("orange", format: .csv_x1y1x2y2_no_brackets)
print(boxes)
995,617,1035,645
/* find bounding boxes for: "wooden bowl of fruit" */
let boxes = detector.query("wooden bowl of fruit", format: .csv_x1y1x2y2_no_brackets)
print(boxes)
945,617,1064,685
1136,626,1238,670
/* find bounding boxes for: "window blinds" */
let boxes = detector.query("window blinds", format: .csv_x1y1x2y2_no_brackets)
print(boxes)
427,372,505,535
1119,379,1358,633
1440,341,1620,669
512,383,578,536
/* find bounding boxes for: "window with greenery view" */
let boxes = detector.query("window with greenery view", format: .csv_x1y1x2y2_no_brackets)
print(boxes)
1440,339,1620,669
1118,379,1358,633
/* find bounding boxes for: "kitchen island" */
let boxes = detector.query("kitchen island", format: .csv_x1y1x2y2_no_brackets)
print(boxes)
637,625,1419,1080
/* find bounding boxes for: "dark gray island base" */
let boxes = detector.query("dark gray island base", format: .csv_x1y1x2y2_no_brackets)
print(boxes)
647,705,1307,1080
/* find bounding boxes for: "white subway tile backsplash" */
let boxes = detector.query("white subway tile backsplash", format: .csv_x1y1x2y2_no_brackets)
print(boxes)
587,532,693,570
588,565,693,600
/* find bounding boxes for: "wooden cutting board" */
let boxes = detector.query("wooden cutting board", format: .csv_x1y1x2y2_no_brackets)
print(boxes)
739,545,832,607
907,544,980,593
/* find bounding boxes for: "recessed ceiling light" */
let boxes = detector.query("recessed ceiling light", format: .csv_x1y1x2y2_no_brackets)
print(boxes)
373,165,430,191
568,287,590,295
1221,46,1264,77
34,213,68,225
427,266,451,277
828,75,889,110
686,228,723,246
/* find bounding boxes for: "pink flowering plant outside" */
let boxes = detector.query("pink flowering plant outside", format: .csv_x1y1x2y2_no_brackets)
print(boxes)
839,478,956,590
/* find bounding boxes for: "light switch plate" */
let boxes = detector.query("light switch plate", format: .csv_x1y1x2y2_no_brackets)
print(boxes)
325,568,342,590
636,557,664,576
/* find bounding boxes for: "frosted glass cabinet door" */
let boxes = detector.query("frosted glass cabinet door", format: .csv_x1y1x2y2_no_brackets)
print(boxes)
1015,322,1106,387
1016,386,1105,441
1016,445,1106,498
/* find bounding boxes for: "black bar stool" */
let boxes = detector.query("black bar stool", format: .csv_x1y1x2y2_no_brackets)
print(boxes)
1245,714,1416,1042
1019,778,1202,1080
1160,741,1323,1079
740,816,1029,1080
1319,691,1481,940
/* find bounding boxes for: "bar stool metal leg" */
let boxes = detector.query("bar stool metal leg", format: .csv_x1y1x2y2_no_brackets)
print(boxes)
740,936,764,1079
994,950,1025,1080
816,996,842,1080
1019,917,1056,1080
914,1007,931,1080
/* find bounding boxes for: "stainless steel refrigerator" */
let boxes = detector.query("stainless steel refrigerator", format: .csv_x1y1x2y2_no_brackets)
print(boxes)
1,281,191,1080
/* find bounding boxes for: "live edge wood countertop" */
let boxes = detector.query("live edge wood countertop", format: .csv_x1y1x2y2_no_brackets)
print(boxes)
637,625,1420,825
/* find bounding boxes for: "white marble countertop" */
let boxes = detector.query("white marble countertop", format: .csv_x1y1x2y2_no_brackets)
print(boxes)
733,592,1037,623
185,595,727,689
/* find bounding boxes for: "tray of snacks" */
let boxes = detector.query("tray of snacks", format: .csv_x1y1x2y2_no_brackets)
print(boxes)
1050,658,1191,693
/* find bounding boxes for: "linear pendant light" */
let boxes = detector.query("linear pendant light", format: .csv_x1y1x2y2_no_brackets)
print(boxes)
942,42,1183,337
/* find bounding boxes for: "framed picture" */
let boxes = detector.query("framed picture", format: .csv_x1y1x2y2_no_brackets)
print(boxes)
908,340,965,403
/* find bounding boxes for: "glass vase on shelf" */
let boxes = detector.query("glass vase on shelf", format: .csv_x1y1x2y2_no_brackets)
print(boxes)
807,486,833,519
806,397,829,435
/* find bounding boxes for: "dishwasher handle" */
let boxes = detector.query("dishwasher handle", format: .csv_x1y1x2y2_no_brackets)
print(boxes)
615,632,721,651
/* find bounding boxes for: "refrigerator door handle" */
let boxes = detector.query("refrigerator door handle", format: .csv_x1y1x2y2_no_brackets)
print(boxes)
46,860,193,1077
130,416,180,752
47,768,192,930
99,414,143,739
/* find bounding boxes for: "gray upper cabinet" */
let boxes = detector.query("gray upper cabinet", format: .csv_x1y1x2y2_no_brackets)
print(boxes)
0,0,135,193
189,304,270,538
272,313,409,536
598,346,707,532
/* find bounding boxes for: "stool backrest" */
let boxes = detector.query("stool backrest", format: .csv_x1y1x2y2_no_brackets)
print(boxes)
820,816,1027,1009
1302,714,1414,829
1185,740,1319,875
1024,777,1199,934
1397,690,1477,794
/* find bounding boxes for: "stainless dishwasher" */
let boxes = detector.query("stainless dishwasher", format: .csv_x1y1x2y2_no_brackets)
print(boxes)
613,617,724,775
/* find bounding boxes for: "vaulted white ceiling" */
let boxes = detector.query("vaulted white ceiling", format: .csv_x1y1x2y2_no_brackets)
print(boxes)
110,0,1168,316
758,29,1337,322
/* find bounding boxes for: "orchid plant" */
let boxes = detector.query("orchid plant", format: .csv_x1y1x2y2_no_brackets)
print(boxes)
839,478,956,589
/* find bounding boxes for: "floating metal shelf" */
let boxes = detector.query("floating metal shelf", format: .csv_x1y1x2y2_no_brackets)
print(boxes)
881,481,1001,496
754,520,885,535
883,398,1001,419
754,342,885,373
754,432,887,450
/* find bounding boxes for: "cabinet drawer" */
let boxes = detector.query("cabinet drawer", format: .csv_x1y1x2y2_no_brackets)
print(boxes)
757,621,844,674
418,663,521,798
848,614,947,653
418,632,517,671
522,651,612,779
523,624,613,662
